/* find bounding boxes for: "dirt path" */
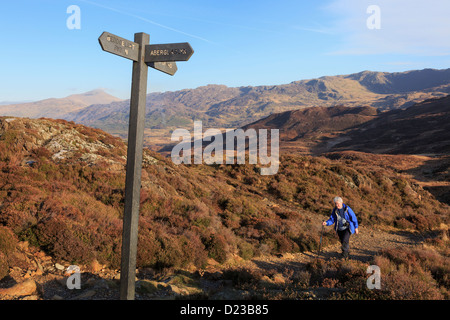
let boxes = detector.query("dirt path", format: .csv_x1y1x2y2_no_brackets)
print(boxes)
243,226,425,274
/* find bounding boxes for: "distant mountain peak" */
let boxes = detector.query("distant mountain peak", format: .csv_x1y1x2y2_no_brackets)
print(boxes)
0,89,123,120
65,89,122,104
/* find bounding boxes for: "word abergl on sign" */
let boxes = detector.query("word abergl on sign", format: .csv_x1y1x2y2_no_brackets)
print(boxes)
145,43,194,63
98,31,193,300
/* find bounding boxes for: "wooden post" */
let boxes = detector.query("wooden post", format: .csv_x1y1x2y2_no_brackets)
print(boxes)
120,32,149,300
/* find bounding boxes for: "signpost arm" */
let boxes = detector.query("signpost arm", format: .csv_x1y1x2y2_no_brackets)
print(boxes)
120,32,149,300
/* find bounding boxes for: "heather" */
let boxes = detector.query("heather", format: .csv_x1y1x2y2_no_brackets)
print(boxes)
0,119,446,263
0,117,448,301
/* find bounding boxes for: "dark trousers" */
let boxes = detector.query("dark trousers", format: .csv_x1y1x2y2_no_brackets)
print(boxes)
337,228,351,255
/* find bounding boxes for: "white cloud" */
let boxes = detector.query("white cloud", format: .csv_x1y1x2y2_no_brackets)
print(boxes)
324,0,450,56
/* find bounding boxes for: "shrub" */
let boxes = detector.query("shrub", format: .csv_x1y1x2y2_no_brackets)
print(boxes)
222,268,263,286
137,228,162,268
322,277,340,288
0,252,8,280
382,272,443,299
238,240,255,260
32,147,51,159
179,232,208,268
294,232,318,252
0,226,17,257
267,180,296,201
371,246,449,299
35,216,94,264
154,233,186,269
203,233,228,263
272,233,299,253
0,226,18,280
18,226,40,247
293,270,311,288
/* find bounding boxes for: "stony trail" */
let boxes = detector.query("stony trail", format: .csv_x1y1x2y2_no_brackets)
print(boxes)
242,226,425,274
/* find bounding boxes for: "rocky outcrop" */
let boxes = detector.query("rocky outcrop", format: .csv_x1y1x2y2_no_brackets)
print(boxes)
0,117,157,169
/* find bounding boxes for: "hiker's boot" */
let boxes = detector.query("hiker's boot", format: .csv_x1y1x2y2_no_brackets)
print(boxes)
341,251,349,260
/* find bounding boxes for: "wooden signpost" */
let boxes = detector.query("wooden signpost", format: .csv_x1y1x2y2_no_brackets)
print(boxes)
98,31,193,300
147,61,178,76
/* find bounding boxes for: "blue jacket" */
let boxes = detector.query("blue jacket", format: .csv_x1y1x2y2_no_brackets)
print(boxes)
325,204,359,234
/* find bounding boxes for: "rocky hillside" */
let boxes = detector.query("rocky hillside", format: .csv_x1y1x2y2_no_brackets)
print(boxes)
347,68,450,94
325,95,450,155
242,105,379,155
242,94,450,155
0,116,448,299
0,116,447,265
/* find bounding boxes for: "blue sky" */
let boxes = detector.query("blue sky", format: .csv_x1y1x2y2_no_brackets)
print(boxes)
1,0,450,101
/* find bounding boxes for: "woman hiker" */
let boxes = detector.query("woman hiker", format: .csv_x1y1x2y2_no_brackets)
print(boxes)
322,196,359,259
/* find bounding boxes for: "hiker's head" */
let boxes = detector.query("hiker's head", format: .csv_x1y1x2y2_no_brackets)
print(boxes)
333,196,343,209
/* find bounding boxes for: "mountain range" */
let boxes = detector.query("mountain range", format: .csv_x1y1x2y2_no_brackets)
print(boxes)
62,68,450,132
1,68,450,152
